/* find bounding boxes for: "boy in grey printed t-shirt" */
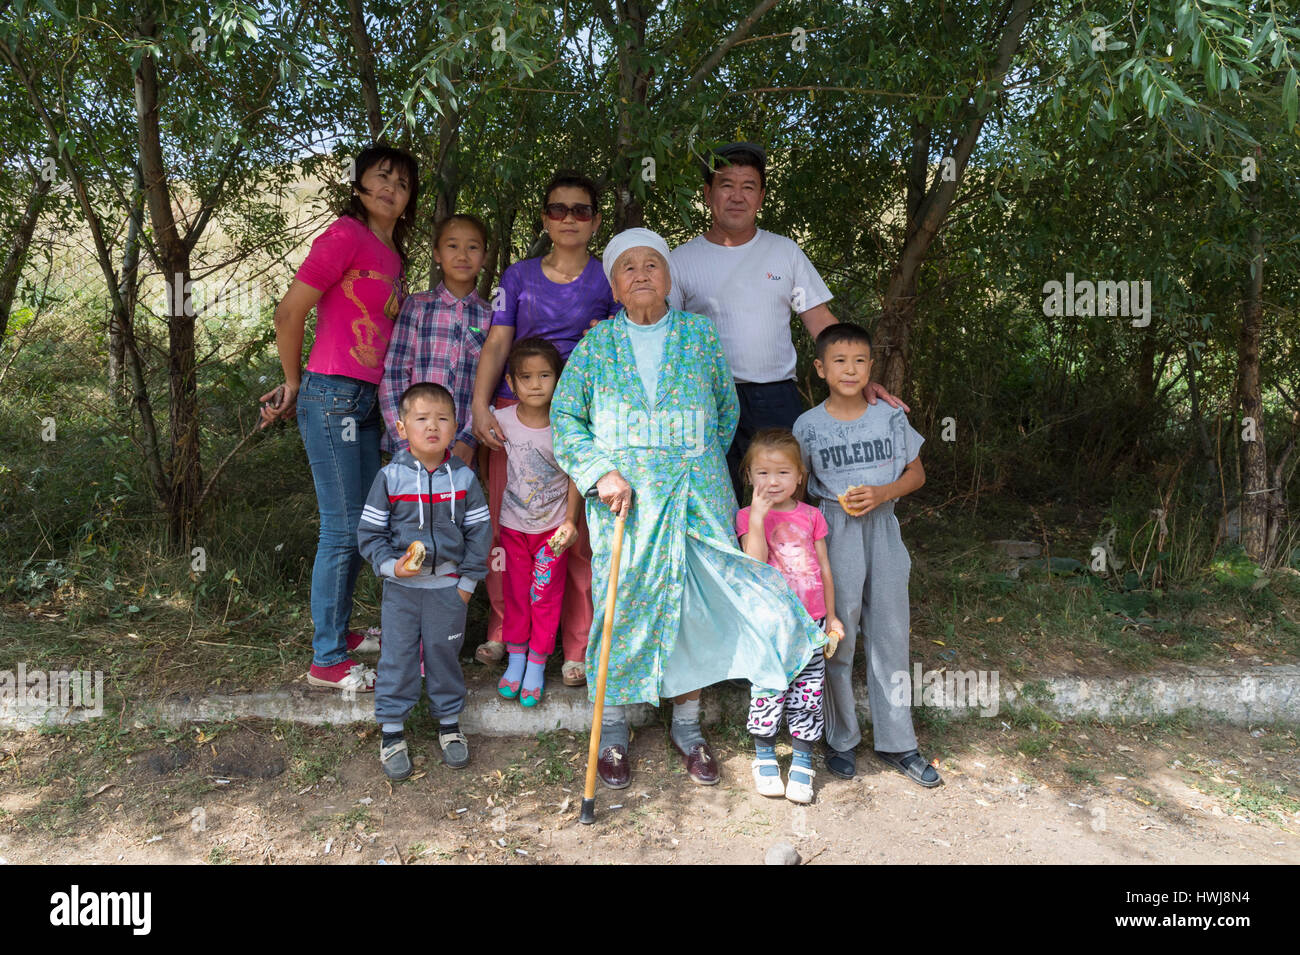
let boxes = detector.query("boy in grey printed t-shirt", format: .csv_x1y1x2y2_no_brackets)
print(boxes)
792,323,942,788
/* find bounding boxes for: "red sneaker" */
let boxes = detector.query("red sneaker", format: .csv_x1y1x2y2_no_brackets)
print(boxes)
307,660,376,692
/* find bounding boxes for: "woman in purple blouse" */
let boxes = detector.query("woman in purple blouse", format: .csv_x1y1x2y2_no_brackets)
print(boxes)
470,171,615,685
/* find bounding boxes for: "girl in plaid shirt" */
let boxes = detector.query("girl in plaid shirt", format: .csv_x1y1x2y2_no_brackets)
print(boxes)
379,214,491,463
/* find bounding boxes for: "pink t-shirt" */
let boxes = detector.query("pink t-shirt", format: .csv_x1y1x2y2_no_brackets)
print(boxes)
736,501,829,619
295,215,404,384
497,405,569,533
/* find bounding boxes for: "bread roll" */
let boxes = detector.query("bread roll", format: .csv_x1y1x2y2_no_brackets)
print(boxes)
547,526,571,556
402,540,426,572
837,486,869,517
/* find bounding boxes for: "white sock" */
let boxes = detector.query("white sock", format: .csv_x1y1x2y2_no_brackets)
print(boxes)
671,700,705,749
599,705,629,750
672,699,700,724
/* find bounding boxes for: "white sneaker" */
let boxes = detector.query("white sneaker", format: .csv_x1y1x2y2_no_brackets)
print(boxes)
786,765,815,804
752,758,785,797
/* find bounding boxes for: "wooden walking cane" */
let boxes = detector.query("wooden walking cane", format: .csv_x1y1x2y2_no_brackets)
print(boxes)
580,509,628,825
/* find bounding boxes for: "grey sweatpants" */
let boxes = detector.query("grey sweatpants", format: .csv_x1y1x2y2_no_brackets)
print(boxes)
375,581,468,725
821,502,918,754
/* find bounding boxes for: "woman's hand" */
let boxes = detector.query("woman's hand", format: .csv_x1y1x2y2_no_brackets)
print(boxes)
472,402,505,451
457,588,472,604
262,281,318,429
258,381,298,428
595,470,633,517
392,557,419,578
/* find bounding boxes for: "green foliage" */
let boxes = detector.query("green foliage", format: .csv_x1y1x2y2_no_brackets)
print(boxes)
2,0,1298,682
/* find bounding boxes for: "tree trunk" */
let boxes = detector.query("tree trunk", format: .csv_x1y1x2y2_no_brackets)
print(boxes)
874,117,930,397
344,0,383,140
1186,344,1216,486
611,1,649,231
0,34,168,501
0,171,51,342
524,228,550,261
428,77,462,289
873,0,1034,397
136,11,201,548
1136,325,1157,410
479,205,516,300
1237,225,1269,561
110,164,145,404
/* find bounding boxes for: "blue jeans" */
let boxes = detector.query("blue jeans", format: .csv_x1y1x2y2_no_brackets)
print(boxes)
297,371,382,667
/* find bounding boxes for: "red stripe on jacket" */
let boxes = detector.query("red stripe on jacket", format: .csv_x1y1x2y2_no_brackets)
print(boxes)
388,491,467,503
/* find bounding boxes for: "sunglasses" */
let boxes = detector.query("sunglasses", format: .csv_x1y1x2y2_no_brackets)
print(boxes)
544,202,596,222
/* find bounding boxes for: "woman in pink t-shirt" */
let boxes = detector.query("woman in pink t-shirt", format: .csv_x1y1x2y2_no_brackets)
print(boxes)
259,145,418,692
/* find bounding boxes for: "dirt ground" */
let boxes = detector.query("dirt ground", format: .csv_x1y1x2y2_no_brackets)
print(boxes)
1,711,1297,865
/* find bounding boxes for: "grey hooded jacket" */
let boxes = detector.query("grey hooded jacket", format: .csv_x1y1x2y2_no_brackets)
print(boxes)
357,449,492,591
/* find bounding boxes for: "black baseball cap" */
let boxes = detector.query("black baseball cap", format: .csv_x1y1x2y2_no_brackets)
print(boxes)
701,142,767,185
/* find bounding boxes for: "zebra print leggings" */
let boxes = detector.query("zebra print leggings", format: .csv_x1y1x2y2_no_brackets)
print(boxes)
746,653,826,741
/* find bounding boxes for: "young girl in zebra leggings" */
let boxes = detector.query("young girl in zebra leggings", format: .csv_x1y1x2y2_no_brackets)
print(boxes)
735,428,844,803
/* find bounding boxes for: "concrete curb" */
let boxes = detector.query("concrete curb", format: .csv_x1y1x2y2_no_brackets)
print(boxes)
3,664,1298,733
1002,664,1300,724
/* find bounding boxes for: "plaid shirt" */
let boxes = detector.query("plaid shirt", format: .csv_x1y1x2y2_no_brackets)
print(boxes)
379,282,489,453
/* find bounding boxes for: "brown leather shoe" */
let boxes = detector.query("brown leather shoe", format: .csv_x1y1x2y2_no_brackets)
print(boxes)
672,739,720,786
597,745,630,790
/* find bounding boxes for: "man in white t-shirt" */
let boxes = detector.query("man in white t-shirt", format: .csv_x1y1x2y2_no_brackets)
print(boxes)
668,142,900,492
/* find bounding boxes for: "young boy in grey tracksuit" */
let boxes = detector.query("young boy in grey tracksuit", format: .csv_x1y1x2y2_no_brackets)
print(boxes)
358,382,492,780
792,323,942,788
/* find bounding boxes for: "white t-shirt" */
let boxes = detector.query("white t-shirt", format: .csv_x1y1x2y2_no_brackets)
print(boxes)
496,404,568,533
667,229,832,384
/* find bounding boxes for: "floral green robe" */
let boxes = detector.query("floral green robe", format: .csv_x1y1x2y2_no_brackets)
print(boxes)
552,308,826,706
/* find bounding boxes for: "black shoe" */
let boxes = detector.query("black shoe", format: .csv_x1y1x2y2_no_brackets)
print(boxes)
379,737,412,781
824,746,856,779
876,749,943,788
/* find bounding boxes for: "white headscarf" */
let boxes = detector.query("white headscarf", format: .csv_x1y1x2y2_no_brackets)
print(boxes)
601,228,672,285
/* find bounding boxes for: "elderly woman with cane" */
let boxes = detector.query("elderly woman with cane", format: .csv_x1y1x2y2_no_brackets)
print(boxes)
552,228,826,793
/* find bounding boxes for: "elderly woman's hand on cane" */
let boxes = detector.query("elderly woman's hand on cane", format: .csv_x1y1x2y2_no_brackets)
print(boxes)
595,470,633,517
